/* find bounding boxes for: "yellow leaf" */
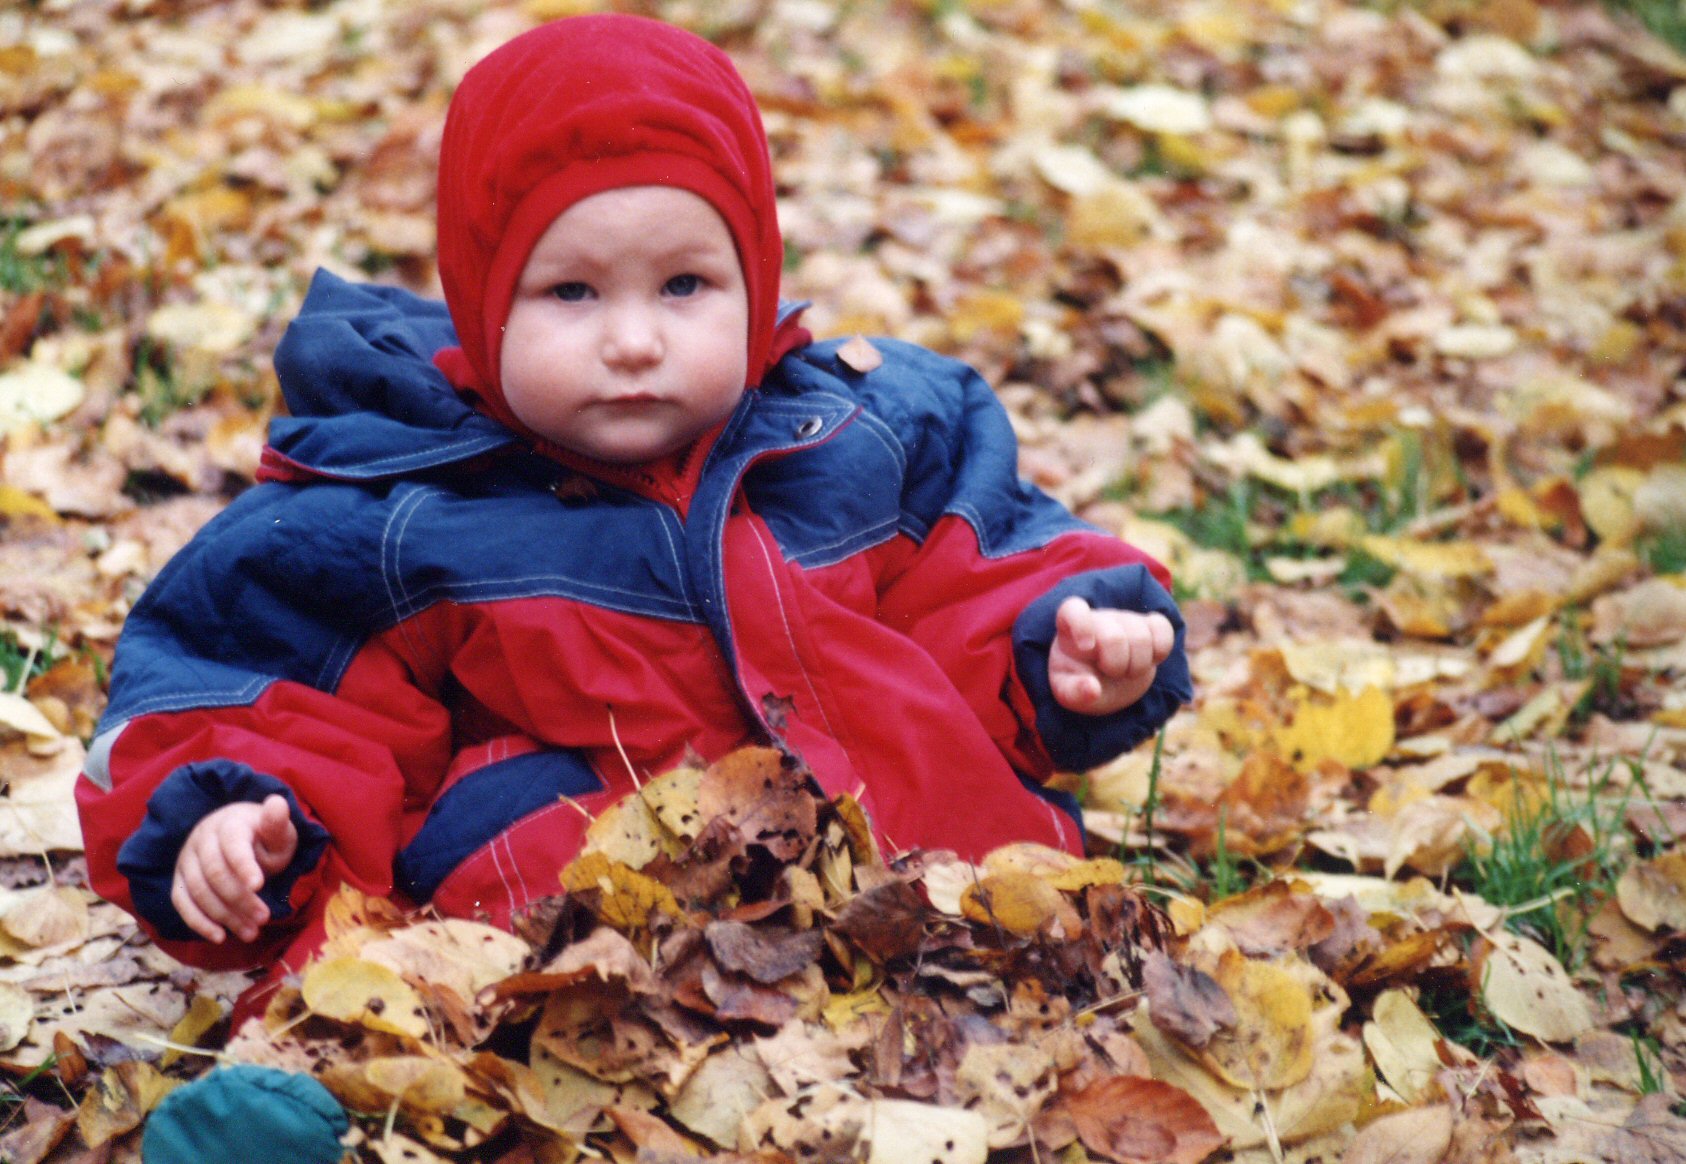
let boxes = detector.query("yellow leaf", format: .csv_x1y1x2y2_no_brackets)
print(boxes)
0,693,62,745
559,851,682,931
1375,577,1460,639
360,918,531,1019
823,986,889,1032
1274,685,1394,772
1590,318,1644,364
1066,182,1162,249
1361,989,1447,1103
203,84,318,131
1196,950,1315,1090
1284,506,1368,549
0,485,58,521
364,1055,469,1114
583,794,668,870
161,993,224,1068
960,873,1079,938
322,882,405,944
981,841,1088,880
1270,640,1404,694
1465,764,1549,826
638,763,706,842
1166,895,1206,936
947,290,1023,344
1484,613,1554,676
76,1062,175,1149
301,956,429,1038
1480,588,1559,628
522,0,600,19
1361,535,1492,580
1488,680,1588,743
1244,84,1302,118
1135,998,1369,1149
1043,857,1128,893
145,300,255,357
1579,466,1645,546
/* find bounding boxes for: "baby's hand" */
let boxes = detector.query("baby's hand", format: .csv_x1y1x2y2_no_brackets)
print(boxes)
172,794,298,944
1049,598,1175,716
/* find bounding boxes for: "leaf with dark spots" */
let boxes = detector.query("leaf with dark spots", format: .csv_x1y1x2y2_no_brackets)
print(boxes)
698,747,817,861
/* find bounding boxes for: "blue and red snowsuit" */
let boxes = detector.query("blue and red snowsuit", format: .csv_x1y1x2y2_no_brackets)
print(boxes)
76,270,1191,974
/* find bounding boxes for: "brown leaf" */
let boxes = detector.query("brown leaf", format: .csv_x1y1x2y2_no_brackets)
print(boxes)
0,1097,77,1164
831,878,932,963
1064,1075,1225,1164
697,747,817,861
1548,1092,1686,1164
1142,951,1236,1050
705,920,824,984
701,961,801,1027
1204,879,1337,956
1343,927,1458,993
605,1104,703,1155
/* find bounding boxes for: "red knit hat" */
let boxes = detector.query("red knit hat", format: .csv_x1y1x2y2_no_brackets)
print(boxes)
433,14,786,435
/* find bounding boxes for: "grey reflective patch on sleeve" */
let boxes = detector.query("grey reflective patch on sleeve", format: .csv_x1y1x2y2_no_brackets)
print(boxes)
81,722,126,791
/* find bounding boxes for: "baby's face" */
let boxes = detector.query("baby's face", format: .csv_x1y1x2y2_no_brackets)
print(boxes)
499,186,750,463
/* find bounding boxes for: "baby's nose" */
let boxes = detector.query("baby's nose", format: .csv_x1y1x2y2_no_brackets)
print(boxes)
603,306,663,367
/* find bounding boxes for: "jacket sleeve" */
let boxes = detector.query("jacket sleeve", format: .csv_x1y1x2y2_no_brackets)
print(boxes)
75,480,453,969
796,338,1192,779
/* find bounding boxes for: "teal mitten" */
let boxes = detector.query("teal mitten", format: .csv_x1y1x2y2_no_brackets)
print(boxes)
142,1065,348,1164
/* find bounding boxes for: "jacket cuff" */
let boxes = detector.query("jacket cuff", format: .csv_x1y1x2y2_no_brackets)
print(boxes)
115,761,331,942
1012,565,1194,773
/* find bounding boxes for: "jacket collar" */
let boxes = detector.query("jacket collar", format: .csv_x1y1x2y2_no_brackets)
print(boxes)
258,271,848,492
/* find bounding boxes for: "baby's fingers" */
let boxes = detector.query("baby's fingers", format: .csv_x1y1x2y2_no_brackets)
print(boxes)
252,795,298,875
1093,616,1158,680
1146,612,1175,663
1048,668,1103,711
203,820,266,896
1054,596,1097,658
193,837,271,942
171,870,227,944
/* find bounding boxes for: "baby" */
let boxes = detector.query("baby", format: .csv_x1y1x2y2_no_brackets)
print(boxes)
78,14,1191,984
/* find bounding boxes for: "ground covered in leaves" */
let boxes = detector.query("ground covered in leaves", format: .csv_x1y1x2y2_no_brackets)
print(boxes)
3,0,1686,1160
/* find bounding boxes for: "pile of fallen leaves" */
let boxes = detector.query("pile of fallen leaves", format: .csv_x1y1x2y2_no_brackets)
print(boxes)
5,0,1686,1160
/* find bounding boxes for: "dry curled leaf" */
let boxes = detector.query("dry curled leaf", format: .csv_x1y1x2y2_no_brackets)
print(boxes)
837,334,884,373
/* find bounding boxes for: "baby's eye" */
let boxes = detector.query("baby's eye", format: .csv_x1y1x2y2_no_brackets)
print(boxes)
551,282,593,302
663,274,702,297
